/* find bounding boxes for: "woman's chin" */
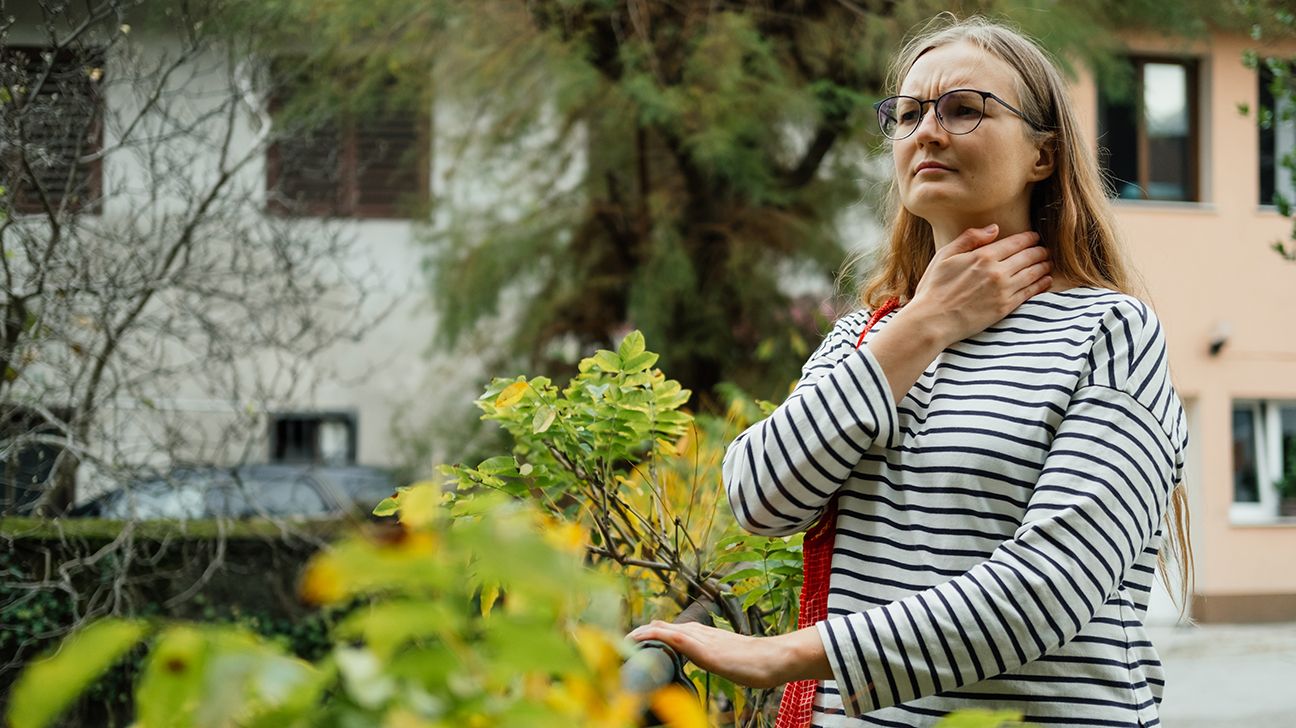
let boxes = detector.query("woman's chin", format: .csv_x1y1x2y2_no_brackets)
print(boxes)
904,195,974,220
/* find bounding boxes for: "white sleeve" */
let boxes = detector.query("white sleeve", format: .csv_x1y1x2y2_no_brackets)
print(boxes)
815,300,1188,716
723,311,902,536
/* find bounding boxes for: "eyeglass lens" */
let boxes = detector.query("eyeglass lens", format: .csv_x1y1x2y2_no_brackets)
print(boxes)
877,90,986,139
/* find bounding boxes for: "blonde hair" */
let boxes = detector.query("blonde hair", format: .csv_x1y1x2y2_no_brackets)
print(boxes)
851,13,1194,614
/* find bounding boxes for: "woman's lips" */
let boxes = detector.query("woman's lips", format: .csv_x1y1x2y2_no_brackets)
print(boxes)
915,164,954,175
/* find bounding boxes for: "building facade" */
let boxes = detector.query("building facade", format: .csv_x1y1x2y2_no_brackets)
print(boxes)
1071,31,1296,622
4,12,1295,620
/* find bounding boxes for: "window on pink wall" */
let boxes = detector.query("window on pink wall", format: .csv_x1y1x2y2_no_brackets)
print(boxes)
1231,401,1296,522
1097,56,1200,202
1258,60,1295,208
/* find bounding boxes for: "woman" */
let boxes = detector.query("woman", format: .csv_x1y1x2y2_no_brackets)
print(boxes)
629,14,1191,728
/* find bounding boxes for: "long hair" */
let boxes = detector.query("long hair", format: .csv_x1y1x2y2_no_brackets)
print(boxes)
852,13,1195,614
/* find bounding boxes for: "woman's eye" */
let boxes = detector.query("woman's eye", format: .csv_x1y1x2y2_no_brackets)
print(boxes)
953,105,979,117
899,111,920,123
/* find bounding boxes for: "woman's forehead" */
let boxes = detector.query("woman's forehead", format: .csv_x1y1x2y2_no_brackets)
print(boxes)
899,42,1018,98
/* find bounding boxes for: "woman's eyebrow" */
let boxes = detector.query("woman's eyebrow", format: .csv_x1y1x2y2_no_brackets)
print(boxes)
897,82,980,98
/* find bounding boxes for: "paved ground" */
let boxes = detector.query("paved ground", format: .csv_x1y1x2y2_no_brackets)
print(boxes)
1148,622,1296,726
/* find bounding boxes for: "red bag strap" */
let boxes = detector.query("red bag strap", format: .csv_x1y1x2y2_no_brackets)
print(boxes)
776,296,900,728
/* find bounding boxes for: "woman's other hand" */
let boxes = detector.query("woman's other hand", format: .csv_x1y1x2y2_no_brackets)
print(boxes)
626,622,831,689
908,224,1053,346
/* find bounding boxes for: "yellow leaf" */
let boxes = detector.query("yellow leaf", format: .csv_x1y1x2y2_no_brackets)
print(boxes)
480,581,500,618
540,518,585,554
650,684,707,728
495,380,529,408
570,626,620,675
398,483,443,530
383,708,434,728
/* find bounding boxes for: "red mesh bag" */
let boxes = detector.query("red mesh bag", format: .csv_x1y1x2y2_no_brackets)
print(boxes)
776,297,899,728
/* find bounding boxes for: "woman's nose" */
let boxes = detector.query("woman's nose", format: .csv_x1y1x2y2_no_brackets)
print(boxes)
912,104,948,146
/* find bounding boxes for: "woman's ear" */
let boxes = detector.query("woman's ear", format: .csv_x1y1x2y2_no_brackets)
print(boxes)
1029,135,1057,182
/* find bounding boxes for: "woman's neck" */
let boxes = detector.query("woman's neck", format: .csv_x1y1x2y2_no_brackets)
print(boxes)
927,212,1032,254
925,214,1079,293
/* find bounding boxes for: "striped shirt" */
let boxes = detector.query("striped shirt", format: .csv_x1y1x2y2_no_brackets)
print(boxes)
723,286,1187,728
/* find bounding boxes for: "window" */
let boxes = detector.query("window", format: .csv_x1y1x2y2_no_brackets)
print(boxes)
1258,61,1295,207
266,68,429,218
0,45,105,214
1,404,72,515
268,412,357,466
1098,57,1200,202
1231,400,1296,521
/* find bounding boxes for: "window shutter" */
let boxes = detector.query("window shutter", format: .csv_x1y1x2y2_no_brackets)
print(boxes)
266,63,427,219
1,46,104,215
268,115,345,215
352,111,425,217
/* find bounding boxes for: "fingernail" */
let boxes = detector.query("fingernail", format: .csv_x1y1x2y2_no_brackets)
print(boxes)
983,224,998,234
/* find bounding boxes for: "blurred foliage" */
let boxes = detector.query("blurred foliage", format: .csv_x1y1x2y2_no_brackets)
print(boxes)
6,493,668,728
0,523,352,726
9,334,1045,727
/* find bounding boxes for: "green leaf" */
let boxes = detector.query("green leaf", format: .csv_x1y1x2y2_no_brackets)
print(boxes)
714,549,762,564
7,619,148,728
622,350,659,373
136,625,211,728
532,405,557,434
477,455,518,475
617,330,646,360
371,497,399,517
718,568,766,583
592,349,622,372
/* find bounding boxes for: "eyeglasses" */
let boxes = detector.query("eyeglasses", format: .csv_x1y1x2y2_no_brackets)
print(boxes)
873,88,1047,140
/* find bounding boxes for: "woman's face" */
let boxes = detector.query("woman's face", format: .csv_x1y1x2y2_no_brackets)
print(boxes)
892,41,1049,226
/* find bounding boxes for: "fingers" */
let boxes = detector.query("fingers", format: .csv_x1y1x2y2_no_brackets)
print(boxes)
945,223,1000,254
980,229,1043,262
1014,273,1054,302
1005,244,1051,280
627,620,707,650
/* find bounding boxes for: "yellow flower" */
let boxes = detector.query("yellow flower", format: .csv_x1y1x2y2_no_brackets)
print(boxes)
650,684,707,728
299,554,347,605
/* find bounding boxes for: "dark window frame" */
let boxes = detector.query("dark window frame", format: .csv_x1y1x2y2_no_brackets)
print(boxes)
264,70,430,220
1258,59,1295,207
1,44,106,216
1097,55,1201,203
1,403,74,515
267,410,358,465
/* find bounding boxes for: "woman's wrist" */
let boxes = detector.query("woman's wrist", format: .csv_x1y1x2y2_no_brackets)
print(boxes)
769,626,834,684
891,298,956,351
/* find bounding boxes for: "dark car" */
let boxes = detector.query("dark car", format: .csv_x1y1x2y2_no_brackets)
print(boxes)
70,464,396,521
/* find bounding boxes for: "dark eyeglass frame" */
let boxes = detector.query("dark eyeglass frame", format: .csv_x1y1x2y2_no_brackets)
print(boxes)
873,88,1048,140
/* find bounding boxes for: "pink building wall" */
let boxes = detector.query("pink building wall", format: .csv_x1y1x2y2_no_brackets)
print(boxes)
1071,31,1296,620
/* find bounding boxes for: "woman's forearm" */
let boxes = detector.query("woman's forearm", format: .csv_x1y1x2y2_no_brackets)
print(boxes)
863,303,952,405
771,626,836,684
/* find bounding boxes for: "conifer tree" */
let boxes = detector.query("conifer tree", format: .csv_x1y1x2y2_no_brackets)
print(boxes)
263,0,1257,404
